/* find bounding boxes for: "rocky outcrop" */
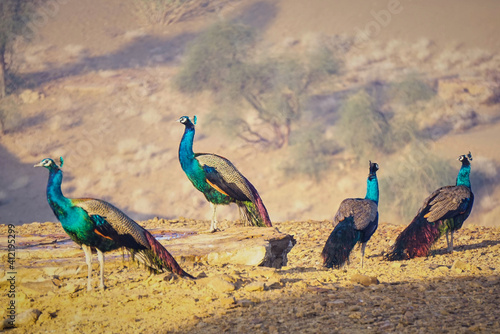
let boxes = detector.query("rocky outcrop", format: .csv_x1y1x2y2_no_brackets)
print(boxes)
163,227,296,269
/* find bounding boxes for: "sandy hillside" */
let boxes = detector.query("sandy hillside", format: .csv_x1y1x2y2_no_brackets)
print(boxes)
0,0,499,227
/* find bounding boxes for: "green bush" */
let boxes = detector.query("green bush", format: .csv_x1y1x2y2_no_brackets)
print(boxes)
0,96,21,134
175,21,255,95
336,90,393,160
308,46,342,80
175,21,342,149
389,74,435,105
281,124,341,181
380,144,455,221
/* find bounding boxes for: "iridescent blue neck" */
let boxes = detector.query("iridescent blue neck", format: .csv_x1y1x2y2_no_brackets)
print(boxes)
46,168,71,212
179,124,195,171
456,164,471,188
365,174,379,204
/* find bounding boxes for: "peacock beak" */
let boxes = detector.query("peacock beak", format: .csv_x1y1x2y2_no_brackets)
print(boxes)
34,162,44,167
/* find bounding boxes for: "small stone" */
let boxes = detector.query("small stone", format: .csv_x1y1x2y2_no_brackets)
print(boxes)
244,281,266,292
350,274,379,286
451,260,470,272
14,309,42,328
199,277,236,293
64,283,83,293
436,265,450,272
220,297,236,306
468,324,481,332
236,299,253,307
349,312,362,319
329,300,345,306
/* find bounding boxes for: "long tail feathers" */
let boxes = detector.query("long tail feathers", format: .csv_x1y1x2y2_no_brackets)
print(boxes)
239,201,272,227
385,216,443,261
322,218,360,269
135,231,194,279
241,181,272,227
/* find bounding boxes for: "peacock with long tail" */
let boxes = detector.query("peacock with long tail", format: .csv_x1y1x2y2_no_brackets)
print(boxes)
178,116,272,232
322,161,379,269
35,157,193,291
385,152,474,261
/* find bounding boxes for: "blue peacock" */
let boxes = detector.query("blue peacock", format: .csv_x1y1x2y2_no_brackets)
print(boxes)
322,161,379,269
178,116,272,232
385,153,474,260
35,157,193,291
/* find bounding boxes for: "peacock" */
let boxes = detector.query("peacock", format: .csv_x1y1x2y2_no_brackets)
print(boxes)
35,157,193,291
385,153,474,261
177,116,272,232
322,161,379,269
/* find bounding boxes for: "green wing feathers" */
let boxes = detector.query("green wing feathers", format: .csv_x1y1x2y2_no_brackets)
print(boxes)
72,198,150,247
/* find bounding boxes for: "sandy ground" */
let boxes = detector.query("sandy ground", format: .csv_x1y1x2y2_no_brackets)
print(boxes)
0,219,499,333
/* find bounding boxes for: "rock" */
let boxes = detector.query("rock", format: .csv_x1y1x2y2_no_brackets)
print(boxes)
349,312,362,319
197,276,236,293
244,281,266,292
220,296,236,306
236,299,254,307
436,265,450,272
267,279,283,290
451,260,471,272
164,227,296,269
1,309,42,329
350,274,379,286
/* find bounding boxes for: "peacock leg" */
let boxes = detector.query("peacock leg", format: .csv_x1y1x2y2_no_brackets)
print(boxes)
360,243,367,269
82,244,93,291
97,249,106,290
209,203,219,233
445,230,451,252
449,230,454,253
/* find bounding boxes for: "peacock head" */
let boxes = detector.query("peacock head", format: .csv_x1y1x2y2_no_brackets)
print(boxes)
34,157,64,171
368,160,379,176
178,116,196,128
458,152,472,166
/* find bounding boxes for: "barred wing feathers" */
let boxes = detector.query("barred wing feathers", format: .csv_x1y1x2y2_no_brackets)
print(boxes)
196,153,272,227
334,199,378,230
72,198,193,278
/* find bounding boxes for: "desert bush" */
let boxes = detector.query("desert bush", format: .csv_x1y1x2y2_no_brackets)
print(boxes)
176,20,341,149
0,0,42,97
389,73,436,105
0,96,21,134
134,0,228,25
380,144,456,221
281,124,341,181
336,90,394,161
175,20,255,95
307,46,342,81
